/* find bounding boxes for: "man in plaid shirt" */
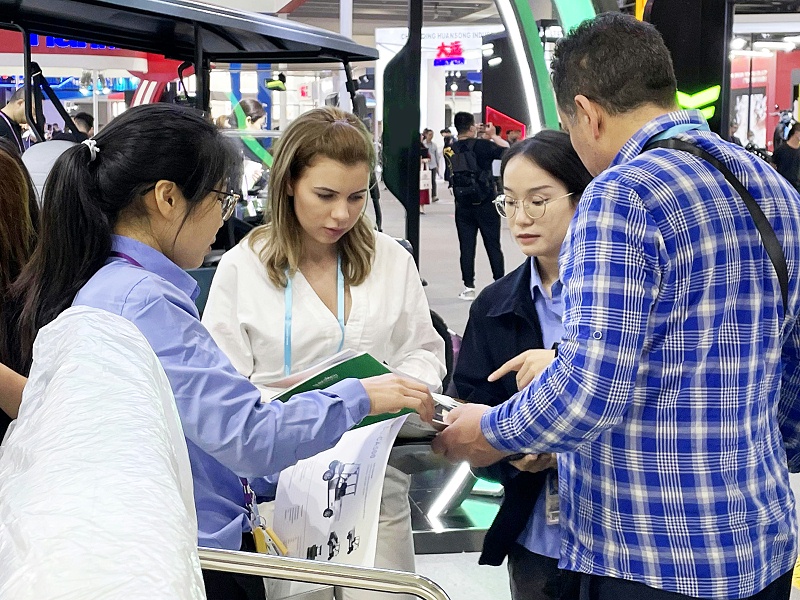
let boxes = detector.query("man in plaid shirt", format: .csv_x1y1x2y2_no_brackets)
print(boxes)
434,13,800,600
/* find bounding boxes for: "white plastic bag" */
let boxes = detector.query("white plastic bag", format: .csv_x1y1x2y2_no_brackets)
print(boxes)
0,307,205,600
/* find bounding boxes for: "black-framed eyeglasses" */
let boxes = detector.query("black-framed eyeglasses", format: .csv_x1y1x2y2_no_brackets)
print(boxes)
493,192,574,220
211,189,240,221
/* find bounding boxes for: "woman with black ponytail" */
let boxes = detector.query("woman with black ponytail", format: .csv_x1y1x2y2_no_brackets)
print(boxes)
16,103,433,600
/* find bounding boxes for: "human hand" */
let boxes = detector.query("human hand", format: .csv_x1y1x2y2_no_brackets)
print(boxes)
509,453,557,473
488,349,556,390
361,374,434,423
431,403,510,467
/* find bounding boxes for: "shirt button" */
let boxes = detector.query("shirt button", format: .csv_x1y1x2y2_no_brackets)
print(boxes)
592,331,603,340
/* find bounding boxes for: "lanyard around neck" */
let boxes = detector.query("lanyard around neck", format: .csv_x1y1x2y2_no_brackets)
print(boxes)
110,251,145,269
284,254,345,376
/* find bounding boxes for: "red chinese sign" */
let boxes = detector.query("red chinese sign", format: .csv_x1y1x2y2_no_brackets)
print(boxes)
436,41,463,59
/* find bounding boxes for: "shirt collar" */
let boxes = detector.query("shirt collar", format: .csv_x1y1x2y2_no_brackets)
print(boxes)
529,257,563,305
111,235,200,301
610,109,709,169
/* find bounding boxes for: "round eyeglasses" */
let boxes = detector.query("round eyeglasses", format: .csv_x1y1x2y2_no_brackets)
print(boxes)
211,189,240,221
493,192,574,220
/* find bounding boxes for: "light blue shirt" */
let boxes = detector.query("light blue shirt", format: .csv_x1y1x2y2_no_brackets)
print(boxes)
515,258,563,560
73,235,370,550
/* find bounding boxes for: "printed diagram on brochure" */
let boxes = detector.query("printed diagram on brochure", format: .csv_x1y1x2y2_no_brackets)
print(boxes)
322,460,360,519
305,529,358,561
346,527,360,554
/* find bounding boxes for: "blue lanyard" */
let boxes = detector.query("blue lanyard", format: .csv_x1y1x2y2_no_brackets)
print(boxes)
284,254,345,376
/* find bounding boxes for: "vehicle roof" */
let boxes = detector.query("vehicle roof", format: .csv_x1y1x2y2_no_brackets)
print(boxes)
0,0,378,64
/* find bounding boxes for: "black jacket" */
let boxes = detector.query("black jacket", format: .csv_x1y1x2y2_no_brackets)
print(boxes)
451,259,552,565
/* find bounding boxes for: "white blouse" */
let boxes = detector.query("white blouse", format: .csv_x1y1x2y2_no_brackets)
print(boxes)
202,231,446,393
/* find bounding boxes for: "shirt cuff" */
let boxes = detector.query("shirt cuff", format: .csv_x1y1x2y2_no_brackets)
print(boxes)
480,404,516,452
326,378,371,427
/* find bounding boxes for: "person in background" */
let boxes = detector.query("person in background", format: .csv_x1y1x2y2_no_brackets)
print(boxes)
452,130,591,600
231,99,269,194
202,106,445,600
0,88,26,154
772,121,800,192
215,114,231,129
435,13,800,599
53,112,95,143
0,138,38,438
73,112,94,137
15,103,434,600
441,128,454,186
419,135,431,214
507,129,522,145
449,112,508,301
727,121,743,146
422,128,441,202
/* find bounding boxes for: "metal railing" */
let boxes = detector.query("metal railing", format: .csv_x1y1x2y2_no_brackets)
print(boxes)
198,547,451,600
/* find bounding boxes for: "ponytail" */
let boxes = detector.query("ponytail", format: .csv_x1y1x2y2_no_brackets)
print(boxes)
14,103,240,372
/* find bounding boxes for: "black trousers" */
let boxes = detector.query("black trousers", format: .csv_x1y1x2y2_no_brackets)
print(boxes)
578,569,792,600
507,544,581,600
455,200,504,288
202,533,266,600
430,168,438,199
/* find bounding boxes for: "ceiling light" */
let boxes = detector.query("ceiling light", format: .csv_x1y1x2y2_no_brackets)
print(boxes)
480,43,494,51
730,38,747,51
753,41,795,52
450,82,458,92
784,36,800,45
487,56,503,67
468,84,475,92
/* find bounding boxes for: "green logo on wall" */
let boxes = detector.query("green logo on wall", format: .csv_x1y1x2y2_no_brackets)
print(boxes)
676,85,721,120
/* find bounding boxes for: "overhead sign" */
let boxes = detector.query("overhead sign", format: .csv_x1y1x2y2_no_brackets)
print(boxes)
433,41,465,67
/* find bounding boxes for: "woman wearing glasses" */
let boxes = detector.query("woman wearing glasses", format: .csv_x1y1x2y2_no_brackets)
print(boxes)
15,104,434,600
202,107,446,600
450,130,592,600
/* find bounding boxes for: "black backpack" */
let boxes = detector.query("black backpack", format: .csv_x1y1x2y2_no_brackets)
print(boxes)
448,139,493,206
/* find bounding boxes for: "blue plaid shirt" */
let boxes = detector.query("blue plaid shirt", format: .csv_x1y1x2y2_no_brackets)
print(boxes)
482,110,800,598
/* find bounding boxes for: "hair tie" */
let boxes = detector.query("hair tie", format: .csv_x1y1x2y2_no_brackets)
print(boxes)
82,138,100,162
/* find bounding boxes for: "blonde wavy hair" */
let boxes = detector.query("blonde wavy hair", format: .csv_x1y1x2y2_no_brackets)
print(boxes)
249,107,376,288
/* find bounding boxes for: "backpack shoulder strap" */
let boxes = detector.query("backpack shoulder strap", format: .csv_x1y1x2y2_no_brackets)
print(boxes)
643,137,788,308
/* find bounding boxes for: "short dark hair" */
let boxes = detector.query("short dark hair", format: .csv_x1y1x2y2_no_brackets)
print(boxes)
551,13,677,119
789,122,800,140
440,128,451,135
454,112,475,134
500,129,593,202
73,111,94,131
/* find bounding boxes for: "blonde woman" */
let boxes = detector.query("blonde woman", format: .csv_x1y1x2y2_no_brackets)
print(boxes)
203,107,446,600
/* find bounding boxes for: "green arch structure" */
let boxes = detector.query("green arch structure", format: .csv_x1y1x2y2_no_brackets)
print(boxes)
501,0,596,130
